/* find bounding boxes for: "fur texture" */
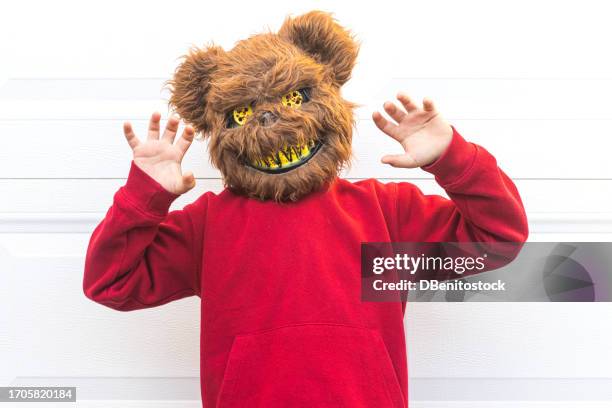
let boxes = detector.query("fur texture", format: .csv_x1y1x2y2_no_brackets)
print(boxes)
166,11,359,201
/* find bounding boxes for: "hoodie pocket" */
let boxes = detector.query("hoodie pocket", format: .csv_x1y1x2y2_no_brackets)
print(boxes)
216,323,404,408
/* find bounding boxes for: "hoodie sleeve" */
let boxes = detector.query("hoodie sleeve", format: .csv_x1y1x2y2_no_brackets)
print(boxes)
392,125,529,243
83,161,207,311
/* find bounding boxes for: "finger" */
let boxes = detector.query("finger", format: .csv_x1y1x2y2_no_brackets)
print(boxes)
383,101,407,124
397,92,419,113
423,97,437,112
372,111,400,141
162,114,180,143
123,122,140,150
175,125,195,159
147,112,162,140
381,153,419,169
180,171,196,193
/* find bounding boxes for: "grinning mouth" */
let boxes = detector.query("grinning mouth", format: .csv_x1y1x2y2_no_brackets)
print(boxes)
247,140,322,174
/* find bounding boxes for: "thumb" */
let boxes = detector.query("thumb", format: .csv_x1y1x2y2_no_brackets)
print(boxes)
381,154,419,169
179,171,196,193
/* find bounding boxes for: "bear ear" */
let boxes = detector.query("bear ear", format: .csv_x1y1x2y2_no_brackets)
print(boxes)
166,45,224,134
278,11,359,87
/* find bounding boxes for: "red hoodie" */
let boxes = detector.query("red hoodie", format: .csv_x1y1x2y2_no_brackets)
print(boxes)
83,126,528,407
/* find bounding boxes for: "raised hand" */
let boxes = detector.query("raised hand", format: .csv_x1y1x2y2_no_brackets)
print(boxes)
372,92,453,168
123,112,196,195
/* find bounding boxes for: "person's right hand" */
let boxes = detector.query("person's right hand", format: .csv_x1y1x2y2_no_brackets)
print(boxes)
123,112,196,195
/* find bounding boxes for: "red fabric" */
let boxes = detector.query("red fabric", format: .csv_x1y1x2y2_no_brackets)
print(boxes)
83,126,528,407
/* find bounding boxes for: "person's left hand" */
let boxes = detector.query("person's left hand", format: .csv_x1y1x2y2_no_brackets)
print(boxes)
372,92,453,168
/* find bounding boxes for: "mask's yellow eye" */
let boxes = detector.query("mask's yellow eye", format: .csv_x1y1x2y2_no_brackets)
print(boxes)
281,88,310,108
229,105,253,127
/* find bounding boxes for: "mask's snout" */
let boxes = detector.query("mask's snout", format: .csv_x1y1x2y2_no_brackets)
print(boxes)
258,111,279,127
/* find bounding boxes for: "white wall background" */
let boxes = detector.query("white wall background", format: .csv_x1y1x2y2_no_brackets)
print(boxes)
1,0,612,406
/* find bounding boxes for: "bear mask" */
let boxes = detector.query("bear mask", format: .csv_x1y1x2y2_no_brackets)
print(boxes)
167,11,359,202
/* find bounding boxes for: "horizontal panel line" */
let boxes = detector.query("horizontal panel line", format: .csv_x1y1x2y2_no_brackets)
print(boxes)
1,177,612,181
0,212,607,216
389,77,612,81
1,212,611,233
17,376,612,380
0,177,226,181
1,212,610,217
5,118,612,122
5,77,169,81
12,376,612,402
8,77,612,81
14,376,200,379
14,375,612,379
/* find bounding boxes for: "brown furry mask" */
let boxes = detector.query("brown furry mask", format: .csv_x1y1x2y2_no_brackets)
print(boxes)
167,11,359,202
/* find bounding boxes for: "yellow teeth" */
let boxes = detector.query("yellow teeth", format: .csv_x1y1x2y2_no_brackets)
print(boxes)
250,140,319,171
